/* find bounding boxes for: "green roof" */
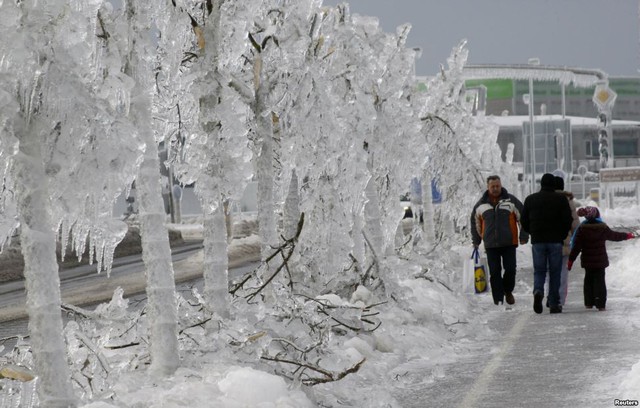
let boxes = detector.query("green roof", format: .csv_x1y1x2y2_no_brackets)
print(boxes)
465,79,513,100
468,77,640,99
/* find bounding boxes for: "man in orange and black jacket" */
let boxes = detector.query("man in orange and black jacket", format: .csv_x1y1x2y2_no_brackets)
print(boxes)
471,175,529,306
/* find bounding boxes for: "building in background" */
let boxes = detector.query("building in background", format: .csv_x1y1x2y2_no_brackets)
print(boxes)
463,74,640,175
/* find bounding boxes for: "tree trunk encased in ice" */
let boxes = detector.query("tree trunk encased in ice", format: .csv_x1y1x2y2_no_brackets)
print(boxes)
202,199,230,318
283,170,300,241
125,0,179,376
198,0,234,319
136,148,180,376
187,0,250,317
255,95,278,261
14,130,76,407
364,177,384,260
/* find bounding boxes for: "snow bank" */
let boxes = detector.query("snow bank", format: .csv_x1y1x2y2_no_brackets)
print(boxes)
80,366,314,408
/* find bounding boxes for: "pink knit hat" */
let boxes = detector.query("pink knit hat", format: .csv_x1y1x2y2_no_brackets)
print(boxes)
577,206,600,220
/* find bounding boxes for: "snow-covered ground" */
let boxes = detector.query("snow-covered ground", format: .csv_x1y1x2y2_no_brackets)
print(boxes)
2,205,640,407
85,204,640,406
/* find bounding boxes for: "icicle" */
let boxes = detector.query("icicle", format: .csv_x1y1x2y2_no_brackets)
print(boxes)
58,220,71,262
92,218,128,276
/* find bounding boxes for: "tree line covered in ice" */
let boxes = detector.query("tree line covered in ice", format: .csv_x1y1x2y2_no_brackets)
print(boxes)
0,0,506,405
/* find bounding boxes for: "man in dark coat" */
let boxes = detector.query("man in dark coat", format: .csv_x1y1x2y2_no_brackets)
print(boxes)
521,173,572,314
471,175,528,306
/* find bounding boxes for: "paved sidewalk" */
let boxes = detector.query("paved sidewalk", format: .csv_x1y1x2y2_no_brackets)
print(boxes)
395,264,640,407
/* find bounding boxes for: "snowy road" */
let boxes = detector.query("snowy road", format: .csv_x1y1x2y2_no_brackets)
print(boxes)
0,241,204,323
395,254,640,408
0,242,259,348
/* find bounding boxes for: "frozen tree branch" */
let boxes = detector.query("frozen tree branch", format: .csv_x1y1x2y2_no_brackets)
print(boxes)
228,75,254,104
361,230,380,285
414,267,453,292
178,317,212,335
294,293,383,333
271,338,322,354
231,213,304,299
103,342,141,350
62,303,98,320
261,355,366,386
72,331,111,374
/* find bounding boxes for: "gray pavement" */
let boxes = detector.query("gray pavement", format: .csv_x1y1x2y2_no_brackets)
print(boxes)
0,239,260,349
0,230,261,323
394,263,640,408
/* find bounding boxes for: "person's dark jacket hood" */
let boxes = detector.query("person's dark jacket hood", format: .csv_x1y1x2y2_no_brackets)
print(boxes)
521,180,572,244
540,173,556,190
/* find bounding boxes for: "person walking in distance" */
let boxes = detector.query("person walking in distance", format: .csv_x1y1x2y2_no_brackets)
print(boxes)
470,175,529,306
521,173,572,314
554,175,579,307
568,206,635,311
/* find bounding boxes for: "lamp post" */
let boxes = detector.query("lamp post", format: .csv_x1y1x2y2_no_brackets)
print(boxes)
592,80,617,169
528,57,540,193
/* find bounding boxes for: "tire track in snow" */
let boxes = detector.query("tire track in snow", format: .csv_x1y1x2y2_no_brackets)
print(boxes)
456,311,527,408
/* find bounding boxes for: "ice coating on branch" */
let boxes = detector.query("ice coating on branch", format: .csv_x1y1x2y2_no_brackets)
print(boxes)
0,1,145,401
0,0,143,274
60,216,128,276
422,41,504,227
177,84,253,206
0,116,19,249
162,0,253,206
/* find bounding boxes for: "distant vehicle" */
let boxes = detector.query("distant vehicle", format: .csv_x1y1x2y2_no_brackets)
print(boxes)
399,193,423,222
400,178,441,221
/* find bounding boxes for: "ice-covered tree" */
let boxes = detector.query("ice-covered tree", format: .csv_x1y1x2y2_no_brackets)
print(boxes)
354,19,424,256
268,4,426,294
243,2,288,260
302,7,424,264
225,0,331,263
421,41,505,239
0,0,142,404
120,0,181,376
156,0,253,318
274,4,373,292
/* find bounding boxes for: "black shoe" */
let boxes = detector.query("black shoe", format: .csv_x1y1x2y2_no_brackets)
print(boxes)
505,292,515,305
533,291,543,314
550,306,562,314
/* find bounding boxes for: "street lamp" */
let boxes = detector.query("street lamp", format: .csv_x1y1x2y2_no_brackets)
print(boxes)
592,80,617,169
528,57,540,193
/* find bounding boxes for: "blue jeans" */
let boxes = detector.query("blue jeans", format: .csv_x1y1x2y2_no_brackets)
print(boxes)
559,255,569,306
532,243,563,308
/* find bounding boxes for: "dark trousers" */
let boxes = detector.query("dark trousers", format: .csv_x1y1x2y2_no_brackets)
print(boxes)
584,268,607,308
485,246,517,304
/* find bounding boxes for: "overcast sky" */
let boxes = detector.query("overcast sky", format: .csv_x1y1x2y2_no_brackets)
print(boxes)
322,0,639,77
